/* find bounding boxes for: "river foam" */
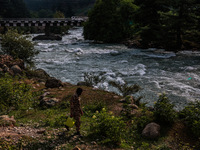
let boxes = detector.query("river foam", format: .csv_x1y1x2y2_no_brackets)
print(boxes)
33,27,200,110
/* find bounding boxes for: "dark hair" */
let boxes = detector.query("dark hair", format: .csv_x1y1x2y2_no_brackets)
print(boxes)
76,88,83,96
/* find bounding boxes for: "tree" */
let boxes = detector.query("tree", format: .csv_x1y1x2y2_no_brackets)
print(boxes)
84,0,138,43
2,0,30,18
53,11,65,18
0,29,39,65
159,0,200,50
133,0,167,48
38,9,53,18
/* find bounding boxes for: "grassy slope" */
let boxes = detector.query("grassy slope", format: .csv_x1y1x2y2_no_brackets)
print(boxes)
1,78,199,149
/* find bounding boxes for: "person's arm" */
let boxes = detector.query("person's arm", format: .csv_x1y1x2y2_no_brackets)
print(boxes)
77,98,83,116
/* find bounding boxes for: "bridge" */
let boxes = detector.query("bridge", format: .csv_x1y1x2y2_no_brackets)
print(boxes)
0,17,87,27
0,17,88,36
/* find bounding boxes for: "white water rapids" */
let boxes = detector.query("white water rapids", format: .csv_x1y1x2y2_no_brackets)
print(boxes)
33,27,200,110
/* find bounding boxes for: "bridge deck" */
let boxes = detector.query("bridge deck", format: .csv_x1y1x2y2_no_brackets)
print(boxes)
0,18,87,27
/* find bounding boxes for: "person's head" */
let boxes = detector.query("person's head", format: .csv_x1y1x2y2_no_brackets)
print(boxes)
76,88,83,96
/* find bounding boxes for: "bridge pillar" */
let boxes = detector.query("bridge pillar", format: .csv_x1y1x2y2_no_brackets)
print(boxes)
45,25,50,36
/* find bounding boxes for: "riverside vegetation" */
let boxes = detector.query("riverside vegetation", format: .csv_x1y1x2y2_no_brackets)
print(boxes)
84,0,200,51
0,30,200,149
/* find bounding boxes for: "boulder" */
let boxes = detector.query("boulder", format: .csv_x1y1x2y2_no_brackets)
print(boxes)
28,69,50,82
142,122,160,139
11,65,22,75
0,115,16,127
2,64,14,75
32,35,62,41
0,55,24,69
45,77,63,88
40,97,60,107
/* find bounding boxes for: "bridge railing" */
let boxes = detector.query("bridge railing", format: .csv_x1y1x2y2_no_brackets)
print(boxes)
0,17,88,22
0,18,72,21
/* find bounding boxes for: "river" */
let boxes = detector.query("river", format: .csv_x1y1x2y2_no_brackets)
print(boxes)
33,27,200,110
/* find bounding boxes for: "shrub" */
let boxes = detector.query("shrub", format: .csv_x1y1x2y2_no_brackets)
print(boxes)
180,101,200,137
0,74,37,114
109,81,141,97
131,110,154,132
0,29,39,65
83,72,105,87
54,114,67,127
154,94,177,124
83,101,106,116
90,109,126,145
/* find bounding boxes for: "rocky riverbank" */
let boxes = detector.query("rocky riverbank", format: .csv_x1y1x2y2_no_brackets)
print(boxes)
0,55,199,150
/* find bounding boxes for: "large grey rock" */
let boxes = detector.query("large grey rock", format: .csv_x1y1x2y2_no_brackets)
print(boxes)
142,122,160,139
0,115,16,126
28,69,50,82
33,35,62,41
11,65,22,75
45,77,63,88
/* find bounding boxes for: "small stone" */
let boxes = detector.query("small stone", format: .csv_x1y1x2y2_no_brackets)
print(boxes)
72,146,81,150
128,104,139,109
113,96,119,99
91,141,97,145
119,99,126,103
37,129,46,134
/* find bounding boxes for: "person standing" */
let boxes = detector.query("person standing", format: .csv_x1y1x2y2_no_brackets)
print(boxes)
70,88,83,135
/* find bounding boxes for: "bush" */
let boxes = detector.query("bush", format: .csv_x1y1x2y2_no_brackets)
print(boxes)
109,81,140,97
54,114,67,127
83,72,105,87
90,109,126,145
0,74,38,114
83,101,106,116
154,94,177,124
0,29,39,65
180,101,200,137
131,110,154,132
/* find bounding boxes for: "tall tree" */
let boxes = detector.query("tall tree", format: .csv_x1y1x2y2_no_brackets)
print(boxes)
159,0,200,50
1,0,30,18
84,0,138,43
133,0,167,48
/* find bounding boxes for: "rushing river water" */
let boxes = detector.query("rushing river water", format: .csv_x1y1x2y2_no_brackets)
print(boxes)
34,27,200,110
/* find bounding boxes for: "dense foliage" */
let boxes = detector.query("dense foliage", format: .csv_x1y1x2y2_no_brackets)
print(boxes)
0,74,37,114
154,93,177,124
90,109,126,145
0,0,30,18
0,29,39,65
84,0,200,51
84,0,138,43
24,0,96,17
180,101,200,137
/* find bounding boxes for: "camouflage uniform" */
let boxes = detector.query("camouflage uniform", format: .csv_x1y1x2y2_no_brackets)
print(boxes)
70,94,83,132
